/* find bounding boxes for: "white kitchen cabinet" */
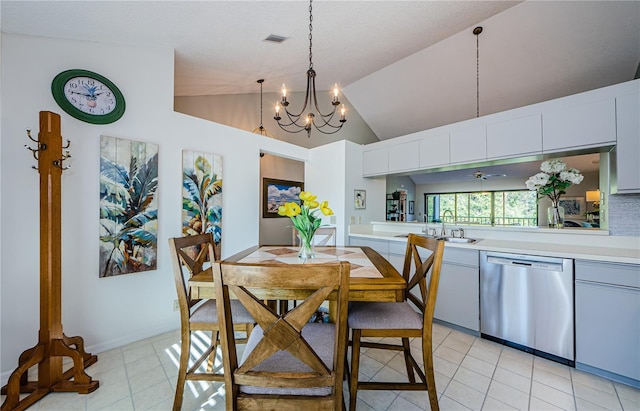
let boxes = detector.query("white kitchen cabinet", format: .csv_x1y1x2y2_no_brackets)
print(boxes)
389,141,420,173
612,92,640,193
434,248,480,333
575,260,640,385
542,98,616,153
486,114,542,160
362,147,388,176
419,132,450,168
450,125,486,164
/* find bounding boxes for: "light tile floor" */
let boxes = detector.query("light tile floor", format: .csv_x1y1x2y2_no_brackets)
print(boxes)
2,323,639,410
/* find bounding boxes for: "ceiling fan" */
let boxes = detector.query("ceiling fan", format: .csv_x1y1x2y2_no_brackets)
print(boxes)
471,170,506,180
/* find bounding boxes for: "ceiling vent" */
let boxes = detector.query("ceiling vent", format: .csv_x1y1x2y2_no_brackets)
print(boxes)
264,34,288,43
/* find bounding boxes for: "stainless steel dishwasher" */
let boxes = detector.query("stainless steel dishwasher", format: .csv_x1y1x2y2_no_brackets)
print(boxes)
480,251,575,365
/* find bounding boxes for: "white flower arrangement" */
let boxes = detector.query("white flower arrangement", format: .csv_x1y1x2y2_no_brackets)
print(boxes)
525,158,584,205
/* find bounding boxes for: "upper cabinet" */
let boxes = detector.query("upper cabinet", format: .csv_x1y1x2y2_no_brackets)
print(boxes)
419,132,449,168
362,147,388,176
612,92,640,194
487,114,542,160
361,80,638,180
388,141,420,173
542,98,616,153
450,125,486,165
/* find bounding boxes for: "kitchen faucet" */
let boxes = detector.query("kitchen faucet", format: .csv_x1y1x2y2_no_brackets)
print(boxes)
441,209,454,236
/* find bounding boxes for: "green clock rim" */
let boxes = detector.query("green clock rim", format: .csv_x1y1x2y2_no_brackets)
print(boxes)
51,69,126,125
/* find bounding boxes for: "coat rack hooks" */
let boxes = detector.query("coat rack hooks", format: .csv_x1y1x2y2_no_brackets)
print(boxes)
25,128,72,171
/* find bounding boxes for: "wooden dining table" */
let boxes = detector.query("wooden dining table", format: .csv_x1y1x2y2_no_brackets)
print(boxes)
188,245,406,320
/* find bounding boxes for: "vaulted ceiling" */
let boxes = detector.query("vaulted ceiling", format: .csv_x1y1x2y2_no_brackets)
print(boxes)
2,1,639,147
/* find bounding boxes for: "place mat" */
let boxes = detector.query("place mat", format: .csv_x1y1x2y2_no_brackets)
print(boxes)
237,246,383,278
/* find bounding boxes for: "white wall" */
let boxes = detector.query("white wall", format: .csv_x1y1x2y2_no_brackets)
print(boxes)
0,33,310,381
343,141,386,234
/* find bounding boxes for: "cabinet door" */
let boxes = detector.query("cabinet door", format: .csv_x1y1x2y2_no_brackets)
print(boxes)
487,114,542,159
614,92,640,193
543,98,616,152
389,141,420,173
419,132,449,168
434,248,480,332
362,148,388,176
450,125,486,164
576,280,640,381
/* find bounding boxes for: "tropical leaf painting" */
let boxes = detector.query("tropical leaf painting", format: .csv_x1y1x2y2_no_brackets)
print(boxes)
99,136,159,277
182,150,223,258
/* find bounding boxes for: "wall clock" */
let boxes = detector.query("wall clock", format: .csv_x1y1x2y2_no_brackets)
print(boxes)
51,69,125,124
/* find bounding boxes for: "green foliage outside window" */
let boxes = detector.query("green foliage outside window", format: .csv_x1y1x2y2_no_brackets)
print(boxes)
425,190,538,226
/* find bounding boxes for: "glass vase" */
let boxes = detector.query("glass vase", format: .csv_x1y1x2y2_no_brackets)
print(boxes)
297,232,316,261
548,205,565,228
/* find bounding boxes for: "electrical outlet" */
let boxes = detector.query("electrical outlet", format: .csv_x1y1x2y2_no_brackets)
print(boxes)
173,299,179,312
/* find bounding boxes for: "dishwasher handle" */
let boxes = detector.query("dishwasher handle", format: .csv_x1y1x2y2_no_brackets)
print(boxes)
486,255,565,272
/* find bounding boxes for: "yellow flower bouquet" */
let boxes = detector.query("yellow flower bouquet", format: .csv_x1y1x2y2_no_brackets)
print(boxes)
278,191,333,260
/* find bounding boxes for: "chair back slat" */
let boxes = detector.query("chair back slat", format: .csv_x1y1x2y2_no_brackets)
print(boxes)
401,234,444,319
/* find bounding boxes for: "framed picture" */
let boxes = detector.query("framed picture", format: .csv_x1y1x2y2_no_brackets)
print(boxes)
263,178,304,218
408,201,414,215
558,196,586,219
354,189,366,209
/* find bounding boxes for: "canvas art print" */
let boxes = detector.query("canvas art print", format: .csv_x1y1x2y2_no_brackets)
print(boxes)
99,136,159,277
263,178,304,218
182,150,223,258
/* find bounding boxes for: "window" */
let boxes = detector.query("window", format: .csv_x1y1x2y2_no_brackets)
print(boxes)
424,190,537,226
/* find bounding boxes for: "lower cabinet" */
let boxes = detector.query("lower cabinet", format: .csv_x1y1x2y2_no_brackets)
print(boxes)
434,248,480,332
575,260,640,385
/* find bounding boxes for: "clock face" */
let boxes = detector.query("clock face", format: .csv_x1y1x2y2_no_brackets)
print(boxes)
52,69,125,124
63,76,117,115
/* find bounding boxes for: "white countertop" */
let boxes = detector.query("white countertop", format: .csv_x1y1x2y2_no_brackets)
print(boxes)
349,224,640,265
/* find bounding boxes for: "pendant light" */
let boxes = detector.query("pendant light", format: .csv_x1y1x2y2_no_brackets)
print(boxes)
253,79,274,138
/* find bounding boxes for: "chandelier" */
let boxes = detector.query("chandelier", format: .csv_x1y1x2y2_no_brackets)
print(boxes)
274,0,346,138
252,79,274,138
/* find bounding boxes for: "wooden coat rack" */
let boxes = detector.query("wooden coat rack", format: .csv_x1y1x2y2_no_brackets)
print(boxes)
1,112,98,411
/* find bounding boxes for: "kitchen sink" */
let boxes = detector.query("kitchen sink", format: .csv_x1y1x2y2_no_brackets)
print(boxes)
437,236,478,243
393,233,477,243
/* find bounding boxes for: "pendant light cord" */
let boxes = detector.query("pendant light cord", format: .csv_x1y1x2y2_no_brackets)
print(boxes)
473,26,483,118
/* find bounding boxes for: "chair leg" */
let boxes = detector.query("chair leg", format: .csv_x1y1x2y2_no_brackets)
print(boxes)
402,337,416,383
173,331,190,411
422,336,439,411
206,330,219,372
349,329,362,411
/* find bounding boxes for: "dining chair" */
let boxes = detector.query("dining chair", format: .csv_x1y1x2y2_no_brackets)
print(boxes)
347,233,445,411
168,233,255,411
292,226,337,247
213,258,351,411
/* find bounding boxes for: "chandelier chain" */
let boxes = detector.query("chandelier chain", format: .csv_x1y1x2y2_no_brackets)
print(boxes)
308,0,313,69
